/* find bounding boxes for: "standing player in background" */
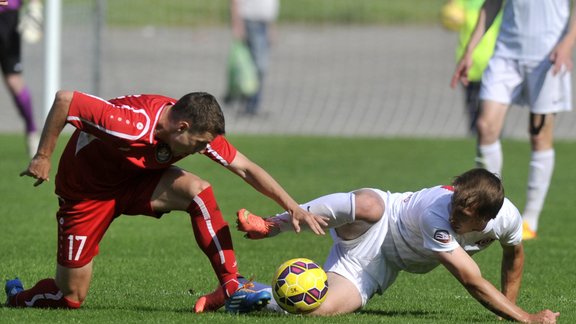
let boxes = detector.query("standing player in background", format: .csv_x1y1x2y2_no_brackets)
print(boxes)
0,0,43,157
237,168,559,322
229,0,279,116
442,0,501,134
7,90,327,313
451,0,576,240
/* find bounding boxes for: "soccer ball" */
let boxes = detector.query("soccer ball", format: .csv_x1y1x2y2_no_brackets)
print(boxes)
272,258,328,314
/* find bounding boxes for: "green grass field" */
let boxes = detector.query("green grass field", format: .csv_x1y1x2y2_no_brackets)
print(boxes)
1,134,575,323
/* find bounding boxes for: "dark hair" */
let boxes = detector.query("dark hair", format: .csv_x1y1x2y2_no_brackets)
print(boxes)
451,168,505,221
170,92,225,135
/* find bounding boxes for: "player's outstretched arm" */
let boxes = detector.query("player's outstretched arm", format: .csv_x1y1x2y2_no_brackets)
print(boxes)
20,90,73,186
227,151,328,235
450,0,503,88
437,247,559,323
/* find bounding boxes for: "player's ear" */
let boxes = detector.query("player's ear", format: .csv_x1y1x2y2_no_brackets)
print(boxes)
462,207,475,218
177,121,191,133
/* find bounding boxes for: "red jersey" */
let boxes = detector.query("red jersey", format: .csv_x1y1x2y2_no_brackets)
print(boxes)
55,92,237,200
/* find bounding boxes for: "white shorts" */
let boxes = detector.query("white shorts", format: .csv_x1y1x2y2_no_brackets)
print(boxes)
480,56,572,114
323,189,400,306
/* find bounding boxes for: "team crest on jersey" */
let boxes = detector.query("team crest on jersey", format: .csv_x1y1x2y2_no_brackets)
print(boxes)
434,230,451,243
155,142,172,163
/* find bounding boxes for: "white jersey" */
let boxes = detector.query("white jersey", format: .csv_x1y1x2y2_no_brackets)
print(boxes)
324,186,523,305
237,0,279,22
494,0,571,60
382,186,523,274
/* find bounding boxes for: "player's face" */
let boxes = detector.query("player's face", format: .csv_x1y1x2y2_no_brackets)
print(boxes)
449,211,488,234
170,130,214,157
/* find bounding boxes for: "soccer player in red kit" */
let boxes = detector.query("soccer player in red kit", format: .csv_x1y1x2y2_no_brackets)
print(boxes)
7,90,327,313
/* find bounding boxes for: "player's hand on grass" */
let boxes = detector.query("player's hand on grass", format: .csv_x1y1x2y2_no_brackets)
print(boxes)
20,154,51,186
290,207,329,235
529,309,560,324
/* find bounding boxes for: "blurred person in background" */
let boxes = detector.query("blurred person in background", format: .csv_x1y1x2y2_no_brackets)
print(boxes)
451,0,576,240
442,0,501,134
0,0,43,157
229,0,279,116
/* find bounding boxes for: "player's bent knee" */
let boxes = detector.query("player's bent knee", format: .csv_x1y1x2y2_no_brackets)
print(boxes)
195,179,211,193
354,189,384,223
178,171,211,196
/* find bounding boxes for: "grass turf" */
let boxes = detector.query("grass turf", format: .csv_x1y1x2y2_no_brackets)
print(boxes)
1,134,575,323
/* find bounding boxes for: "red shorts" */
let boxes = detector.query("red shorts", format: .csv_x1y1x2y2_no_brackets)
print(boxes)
56,170,165,268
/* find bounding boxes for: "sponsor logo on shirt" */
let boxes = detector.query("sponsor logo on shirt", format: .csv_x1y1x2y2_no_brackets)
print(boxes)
434,230,451,243
155,142,172,163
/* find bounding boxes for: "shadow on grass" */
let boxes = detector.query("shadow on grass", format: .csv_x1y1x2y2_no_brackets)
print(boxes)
358,309,433,316
359,309,497,323
86,304,286,318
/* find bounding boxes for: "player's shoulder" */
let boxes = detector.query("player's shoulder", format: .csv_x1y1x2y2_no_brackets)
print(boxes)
417,185,454,200
490,197,522,242
204,135,237,166
496,198,521,221
409,186,453,216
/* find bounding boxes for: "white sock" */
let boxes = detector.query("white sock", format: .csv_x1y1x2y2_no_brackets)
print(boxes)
523,149,555,232
269,192,356,232
477,140,503,176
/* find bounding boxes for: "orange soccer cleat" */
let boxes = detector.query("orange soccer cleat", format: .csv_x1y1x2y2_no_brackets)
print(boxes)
236,209,278,239
522,221,537,241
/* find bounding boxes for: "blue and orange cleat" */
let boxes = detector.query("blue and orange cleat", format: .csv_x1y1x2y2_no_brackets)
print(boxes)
4,278,24,307
225,281,271,314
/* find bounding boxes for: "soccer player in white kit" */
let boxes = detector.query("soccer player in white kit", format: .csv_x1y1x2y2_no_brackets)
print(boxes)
237,168,559,323
451,0,576,240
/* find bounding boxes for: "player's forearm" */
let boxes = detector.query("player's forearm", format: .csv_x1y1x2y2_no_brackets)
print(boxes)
36,90,72,159
242,162,300,212
465,278,530,322
501,245,524,303
561,3,576,50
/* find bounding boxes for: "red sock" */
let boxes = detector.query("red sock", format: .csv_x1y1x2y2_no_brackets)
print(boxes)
188,187,239,297
10,278,81,309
